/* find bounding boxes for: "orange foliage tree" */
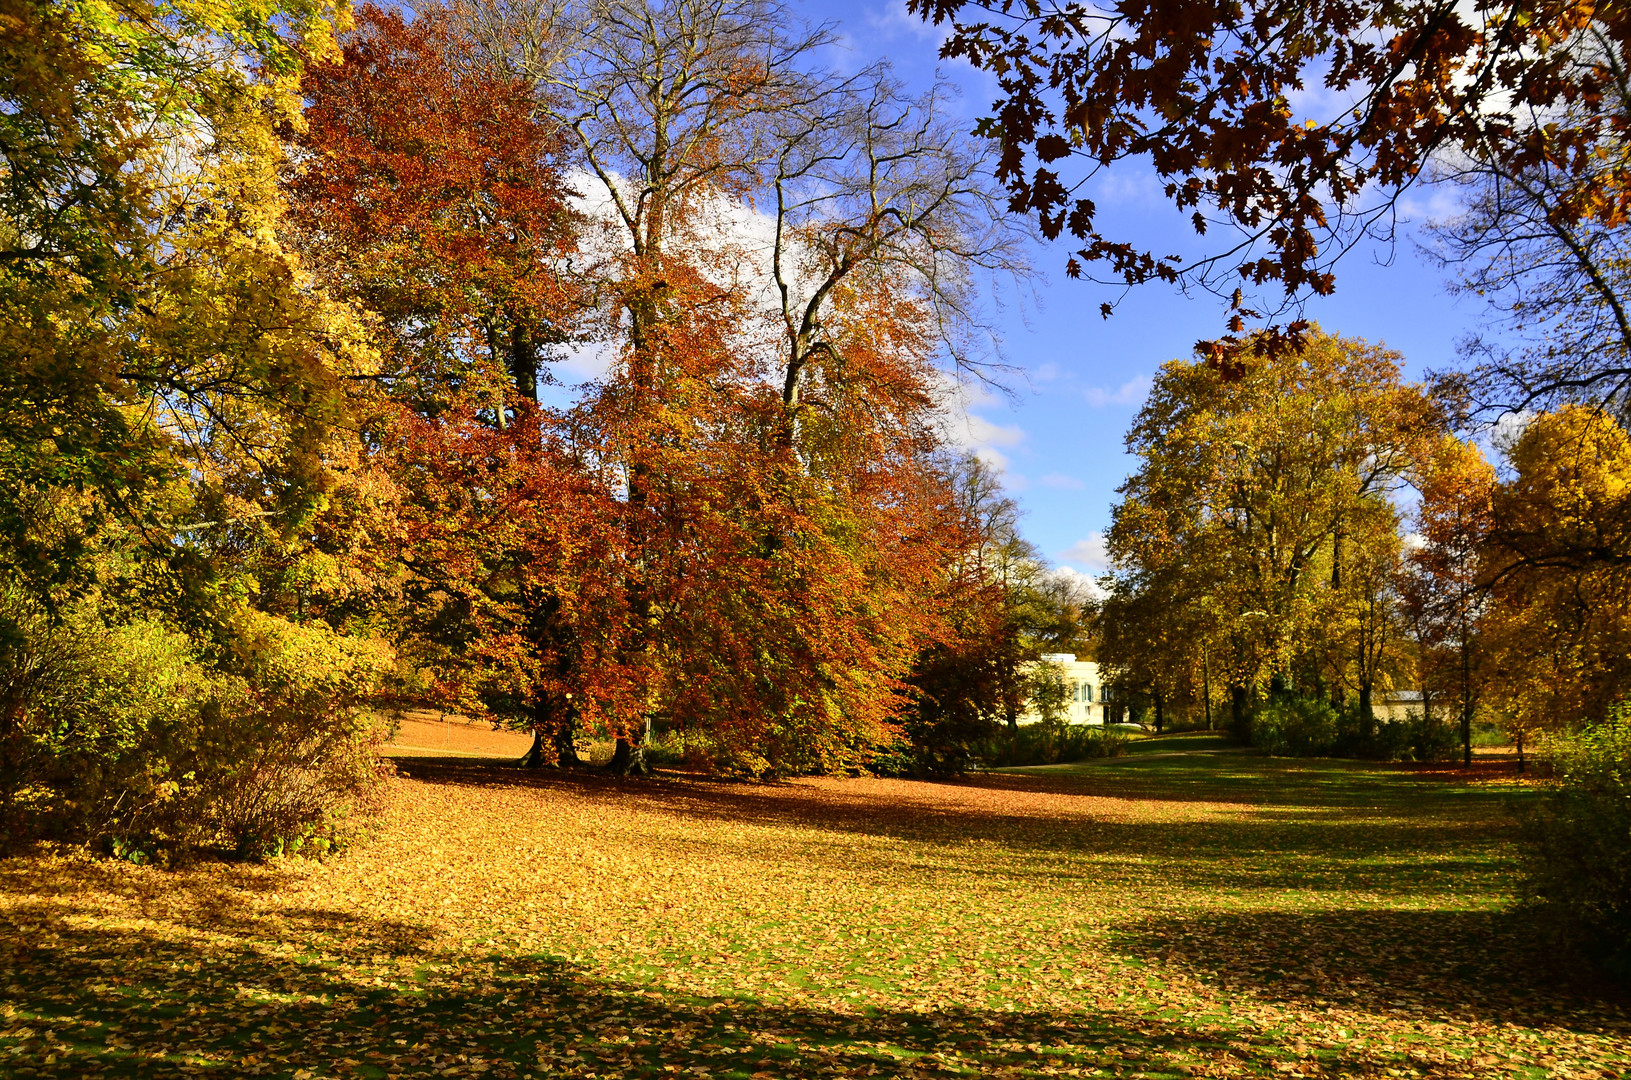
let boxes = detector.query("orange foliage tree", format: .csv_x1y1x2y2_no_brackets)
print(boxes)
288,0,1021,775
1480,407,1631,746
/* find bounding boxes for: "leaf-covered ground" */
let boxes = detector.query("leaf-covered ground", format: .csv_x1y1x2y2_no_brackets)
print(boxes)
3,737,1628,1078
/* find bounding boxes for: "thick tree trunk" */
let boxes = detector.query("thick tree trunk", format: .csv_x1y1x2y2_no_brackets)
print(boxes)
608,717,653,775
1358,682,1374,740
509,320,537,401
1230,685,1247,735
520,695,581,768
1153,692,1164,734
554,712,582,768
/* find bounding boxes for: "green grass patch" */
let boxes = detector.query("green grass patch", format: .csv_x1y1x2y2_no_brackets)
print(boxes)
0,749,1622,1079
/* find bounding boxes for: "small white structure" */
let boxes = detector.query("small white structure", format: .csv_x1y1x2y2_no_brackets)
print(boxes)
1374,689,1423,723
1022,654,1116,726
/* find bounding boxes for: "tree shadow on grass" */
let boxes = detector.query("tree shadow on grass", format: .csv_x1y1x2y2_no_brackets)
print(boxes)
5,871,1622,1080
1112,906,1631,1032
391,756,1519,900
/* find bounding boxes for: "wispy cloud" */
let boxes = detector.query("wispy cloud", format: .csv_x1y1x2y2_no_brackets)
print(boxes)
1048,564,1107,602
861,0,948,44
1059,532,1111,571
1491,409,1534,456
1084,374,1151,408
1039,472,1085,490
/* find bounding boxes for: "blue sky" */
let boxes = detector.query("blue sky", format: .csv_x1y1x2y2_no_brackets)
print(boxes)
798,0,1498,578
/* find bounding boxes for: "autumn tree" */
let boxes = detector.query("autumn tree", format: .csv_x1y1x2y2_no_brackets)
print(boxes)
0,0,407,850
1325,503,1412,738
426,0,1029,774
1428,28,1631,420
1,0,371,609
1098,567,1219,734
1104,329,1438,735
288,4,584,415
288,4,611,766
1481,407,1631,741
903,454,1087,771
1400,435,1496,767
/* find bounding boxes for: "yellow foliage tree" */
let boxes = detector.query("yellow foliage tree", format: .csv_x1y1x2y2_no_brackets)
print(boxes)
1482,406,1631,741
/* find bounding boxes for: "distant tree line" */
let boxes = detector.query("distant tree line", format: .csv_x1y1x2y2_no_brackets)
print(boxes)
1093,330,1631,766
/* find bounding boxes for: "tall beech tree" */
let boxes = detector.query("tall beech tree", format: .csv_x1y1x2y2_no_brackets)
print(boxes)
289,5,605,765
288,4,584,412
438,0,1027,773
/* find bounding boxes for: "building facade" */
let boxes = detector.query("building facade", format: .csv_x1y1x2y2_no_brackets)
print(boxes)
1020,653,1119,726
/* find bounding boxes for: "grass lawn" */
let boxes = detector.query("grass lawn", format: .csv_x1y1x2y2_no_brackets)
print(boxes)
1,748,1627,1078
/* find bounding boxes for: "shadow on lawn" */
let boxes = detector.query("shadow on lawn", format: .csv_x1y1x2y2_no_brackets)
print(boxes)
5,863,1620,1080
392,756,1518,898
1114,906,1630,1032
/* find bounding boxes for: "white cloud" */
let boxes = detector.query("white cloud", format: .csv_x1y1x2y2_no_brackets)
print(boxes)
1059,531,1111,572
964,413,1025,448
1491,409,1535,457
974,445,1010,471
1084,374,1151,408
554,341,617,384
1397,183,1467,225
861,0,948,44
1039,472,1085,490
1048,564,1108,602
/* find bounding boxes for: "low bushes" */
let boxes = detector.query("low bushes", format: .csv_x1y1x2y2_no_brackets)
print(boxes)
1517,715,1631,980
0,592,392,861
1242,694,1459,761
980,721,1128,767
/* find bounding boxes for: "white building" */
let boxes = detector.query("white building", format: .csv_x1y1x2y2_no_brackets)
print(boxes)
1021,653,1118,726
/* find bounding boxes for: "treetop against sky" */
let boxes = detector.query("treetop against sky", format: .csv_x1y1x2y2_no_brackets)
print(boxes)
724,0,1515,582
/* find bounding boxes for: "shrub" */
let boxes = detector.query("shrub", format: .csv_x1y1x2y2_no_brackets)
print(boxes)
1250,696,1340,756
1516,715,1631,980
0,591,393,860
978,722,1128,767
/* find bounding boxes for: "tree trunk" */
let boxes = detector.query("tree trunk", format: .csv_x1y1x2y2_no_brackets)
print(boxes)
1153,692,1164,734
1358,681,1374,740
520,727,548,769
608,716,653,775
554,713,582,768
520,694,581,768
1516,729,1525,773
1460,642,1473,769
509,319,538,402
1202,650,1212,731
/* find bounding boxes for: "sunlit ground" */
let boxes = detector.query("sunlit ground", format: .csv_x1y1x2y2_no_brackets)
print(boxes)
2,732,1626,1078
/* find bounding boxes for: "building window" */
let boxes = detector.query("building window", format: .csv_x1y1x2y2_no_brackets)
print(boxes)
1085,684,1094,702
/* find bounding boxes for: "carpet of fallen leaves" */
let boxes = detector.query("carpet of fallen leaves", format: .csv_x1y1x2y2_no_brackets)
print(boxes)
2,744,1628,1079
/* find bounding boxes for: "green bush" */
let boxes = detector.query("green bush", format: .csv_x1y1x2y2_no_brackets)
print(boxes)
0,592,392,860
1516,715,1631,980
1250,696,1340,756
979,722,1128,767
1242,695,1460,761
